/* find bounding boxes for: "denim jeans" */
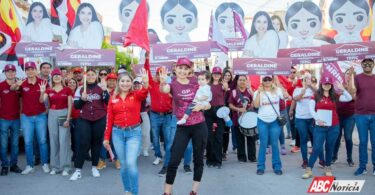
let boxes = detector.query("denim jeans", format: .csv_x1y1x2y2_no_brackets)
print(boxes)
333,115,355,161
169,115,192,166
308,125,339,168
355,114,375,169
112,126,142,195
295,118,324,161
0,119,20,167
257,118,282,171
150,112,172,167
286,106,294,138
100,141,117,160
21,113,48,166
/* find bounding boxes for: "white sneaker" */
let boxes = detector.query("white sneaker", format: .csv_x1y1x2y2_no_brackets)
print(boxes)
21,166,34,175
70,170,81,181
92,167,100,177
153,157,162,165
50,168,57,175
62,169,69,176
307,141,312,148
289,139,296,146
42,164,50,173
143,150,149,157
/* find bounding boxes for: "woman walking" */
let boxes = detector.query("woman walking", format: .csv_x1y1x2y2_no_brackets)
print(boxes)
103,70,149,195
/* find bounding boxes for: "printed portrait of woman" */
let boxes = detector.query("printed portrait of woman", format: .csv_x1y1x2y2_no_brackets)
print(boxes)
160,0,198,43
285,1,328,48
119,0,141,33
215,2,244,39
68,3,104,49
271,15,288,49
329,0,370,43
22,2,67,43
243,11,279,58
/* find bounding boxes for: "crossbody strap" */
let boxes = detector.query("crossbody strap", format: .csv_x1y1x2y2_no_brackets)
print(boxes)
264,92,280,117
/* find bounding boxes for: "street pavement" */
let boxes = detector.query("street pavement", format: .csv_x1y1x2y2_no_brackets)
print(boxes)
0,137,374,195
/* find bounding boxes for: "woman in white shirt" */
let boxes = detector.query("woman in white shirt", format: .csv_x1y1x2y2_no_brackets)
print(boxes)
253,75,288,175
68,3,104,49
302,76,352,179
285,1,328,48
243,11,279,58
329,0,370,44
293,75,324,169
22,2,67,43
271,15,288,49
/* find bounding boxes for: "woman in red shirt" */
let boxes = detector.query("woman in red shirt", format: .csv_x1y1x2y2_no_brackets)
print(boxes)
103,70,149,195
302,76,352,179
40,68,73,176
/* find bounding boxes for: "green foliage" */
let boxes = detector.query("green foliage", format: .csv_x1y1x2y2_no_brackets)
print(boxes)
101,41,138,72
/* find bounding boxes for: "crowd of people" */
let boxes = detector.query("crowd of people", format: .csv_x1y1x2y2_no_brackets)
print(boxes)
0,57,374,195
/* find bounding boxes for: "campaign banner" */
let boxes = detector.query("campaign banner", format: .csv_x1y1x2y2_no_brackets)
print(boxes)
56,49,115,67
211,38,245,52
321,41,375,62
277,47,322,65
322,62,345,84
133,61,173,75
15,42,59,57
152,41,211,61
111,32,159,46
233,58,292,75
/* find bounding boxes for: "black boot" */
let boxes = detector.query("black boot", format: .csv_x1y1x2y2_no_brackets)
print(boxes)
0,167,8,176
10,165,22,173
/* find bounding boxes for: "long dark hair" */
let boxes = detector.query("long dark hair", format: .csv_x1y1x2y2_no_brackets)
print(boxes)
249,11,275,38
73,3,101,28
27,2,50,25
315,84,337,103
210,72,222,84
271,15,285,31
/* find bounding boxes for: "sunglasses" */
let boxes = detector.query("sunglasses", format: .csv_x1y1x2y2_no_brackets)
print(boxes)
362,62,374,67
99,73,107,76
262,77,272,82
290,71,296,74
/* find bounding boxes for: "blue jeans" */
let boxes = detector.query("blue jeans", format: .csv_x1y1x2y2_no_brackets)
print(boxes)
257,118,282,171
296,118,323,161
150,112,172,167
100,140,117,160
0,119,20,167
308,125,339,168
333,115,355,161
169,115,192,166
268,110,287,147
21,113,48,166
355,114,375,169
112,126,142,195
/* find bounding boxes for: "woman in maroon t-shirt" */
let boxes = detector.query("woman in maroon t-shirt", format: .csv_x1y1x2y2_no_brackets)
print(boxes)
302,76,352,179
159,57,210,195
333,69,356,166
40,68,73,176
229,75,255,163
205,67,230,169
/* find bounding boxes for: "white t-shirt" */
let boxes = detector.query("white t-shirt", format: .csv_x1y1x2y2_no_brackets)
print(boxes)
254,87,283,123
194,84,212,106
293,87,314,119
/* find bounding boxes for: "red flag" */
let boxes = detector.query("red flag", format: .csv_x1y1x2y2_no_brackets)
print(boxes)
124,0,149,52
0,0,22,58
51,0,80,35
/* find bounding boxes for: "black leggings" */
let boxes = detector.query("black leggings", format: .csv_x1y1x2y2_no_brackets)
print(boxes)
205,106,225,166
233,126,256,161
166,122,208,184
74,117,106,169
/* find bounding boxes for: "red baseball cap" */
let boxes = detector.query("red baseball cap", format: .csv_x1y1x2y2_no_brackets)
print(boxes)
321,76,333,85
212,67,222,74
176,57,193,68
24,61,36,69
51,68,62,77
72,67,82,73
106,72,118,80
4,64,16,72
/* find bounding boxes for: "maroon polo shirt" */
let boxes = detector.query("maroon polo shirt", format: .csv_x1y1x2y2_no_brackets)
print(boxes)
46,87,73,110
20,78,47,116
210,83,225,107
0,80,20,120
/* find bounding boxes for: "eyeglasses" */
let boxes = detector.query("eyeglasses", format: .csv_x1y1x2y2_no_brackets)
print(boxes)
361,62,374,67
290,71,296,74
262,77,272,82
99,73,107,76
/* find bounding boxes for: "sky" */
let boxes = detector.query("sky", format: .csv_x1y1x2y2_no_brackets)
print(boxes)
34,0,323,42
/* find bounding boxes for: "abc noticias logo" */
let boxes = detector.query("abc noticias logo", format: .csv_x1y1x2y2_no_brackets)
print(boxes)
308,176,365,193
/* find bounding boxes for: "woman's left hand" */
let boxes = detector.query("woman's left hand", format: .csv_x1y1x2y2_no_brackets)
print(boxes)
140,68,149,84
63,120,69,128
192,104,205,112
